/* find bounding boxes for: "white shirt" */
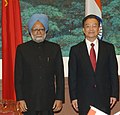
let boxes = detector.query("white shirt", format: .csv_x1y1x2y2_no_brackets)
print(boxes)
85,38,99,61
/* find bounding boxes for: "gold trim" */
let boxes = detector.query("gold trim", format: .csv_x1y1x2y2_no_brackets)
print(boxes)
5,0,8,7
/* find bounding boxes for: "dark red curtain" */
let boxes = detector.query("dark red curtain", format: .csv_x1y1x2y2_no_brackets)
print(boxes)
2,0,23,100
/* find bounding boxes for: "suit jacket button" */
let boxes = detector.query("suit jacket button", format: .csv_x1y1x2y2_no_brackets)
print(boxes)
39,56,41,60
94,84,96,88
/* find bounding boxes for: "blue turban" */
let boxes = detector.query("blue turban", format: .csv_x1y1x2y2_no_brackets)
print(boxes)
28,14,49,33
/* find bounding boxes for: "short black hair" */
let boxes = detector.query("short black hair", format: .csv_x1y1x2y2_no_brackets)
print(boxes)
82,14,100,27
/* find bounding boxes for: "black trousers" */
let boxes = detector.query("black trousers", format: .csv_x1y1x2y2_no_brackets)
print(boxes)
24,110,54,115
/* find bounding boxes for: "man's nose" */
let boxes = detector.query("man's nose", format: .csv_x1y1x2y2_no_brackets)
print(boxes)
37,30,42,34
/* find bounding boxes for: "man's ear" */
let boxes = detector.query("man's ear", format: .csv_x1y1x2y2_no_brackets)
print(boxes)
97,26,101,34
99,26,101,32
83,28,85,33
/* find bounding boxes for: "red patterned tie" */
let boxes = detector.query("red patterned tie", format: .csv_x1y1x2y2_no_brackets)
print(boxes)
90,43,96,71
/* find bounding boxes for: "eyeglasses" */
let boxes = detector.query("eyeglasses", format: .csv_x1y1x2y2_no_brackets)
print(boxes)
32,28,45,33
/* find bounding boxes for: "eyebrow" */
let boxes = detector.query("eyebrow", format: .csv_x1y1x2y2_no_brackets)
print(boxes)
85,23,98,25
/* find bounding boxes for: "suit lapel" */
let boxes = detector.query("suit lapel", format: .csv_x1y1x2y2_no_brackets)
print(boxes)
82,40,105,73
81,40,95,73
95,40,104,73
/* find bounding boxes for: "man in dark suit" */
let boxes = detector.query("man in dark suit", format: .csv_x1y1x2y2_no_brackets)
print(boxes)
68,14,119,115
15,14,64,115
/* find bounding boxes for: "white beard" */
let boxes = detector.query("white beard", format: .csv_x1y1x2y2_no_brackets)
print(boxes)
31,33,46,43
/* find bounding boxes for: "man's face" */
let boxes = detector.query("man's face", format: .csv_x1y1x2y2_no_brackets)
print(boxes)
83,18,100,42
31,21,46,43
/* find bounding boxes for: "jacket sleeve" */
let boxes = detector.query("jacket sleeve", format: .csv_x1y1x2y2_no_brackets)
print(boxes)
54,46,65,102
109,44,119,100
14,46,24,101
68,46,77,101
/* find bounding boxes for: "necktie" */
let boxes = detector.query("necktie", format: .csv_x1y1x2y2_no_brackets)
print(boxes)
90,43,96,71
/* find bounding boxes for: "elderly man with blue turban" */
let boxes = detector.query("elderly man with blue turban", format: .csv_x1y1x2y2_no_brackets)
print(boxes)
15,14,64,115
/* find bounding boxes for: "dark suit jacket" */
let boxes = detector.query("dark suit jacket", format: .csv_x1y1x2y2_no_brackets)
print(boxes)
68,39,119,115
15,40,64,111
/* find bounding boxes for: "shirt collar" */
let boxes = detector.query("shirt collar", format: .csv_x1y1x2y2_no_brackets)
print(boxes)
85,38,98,47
